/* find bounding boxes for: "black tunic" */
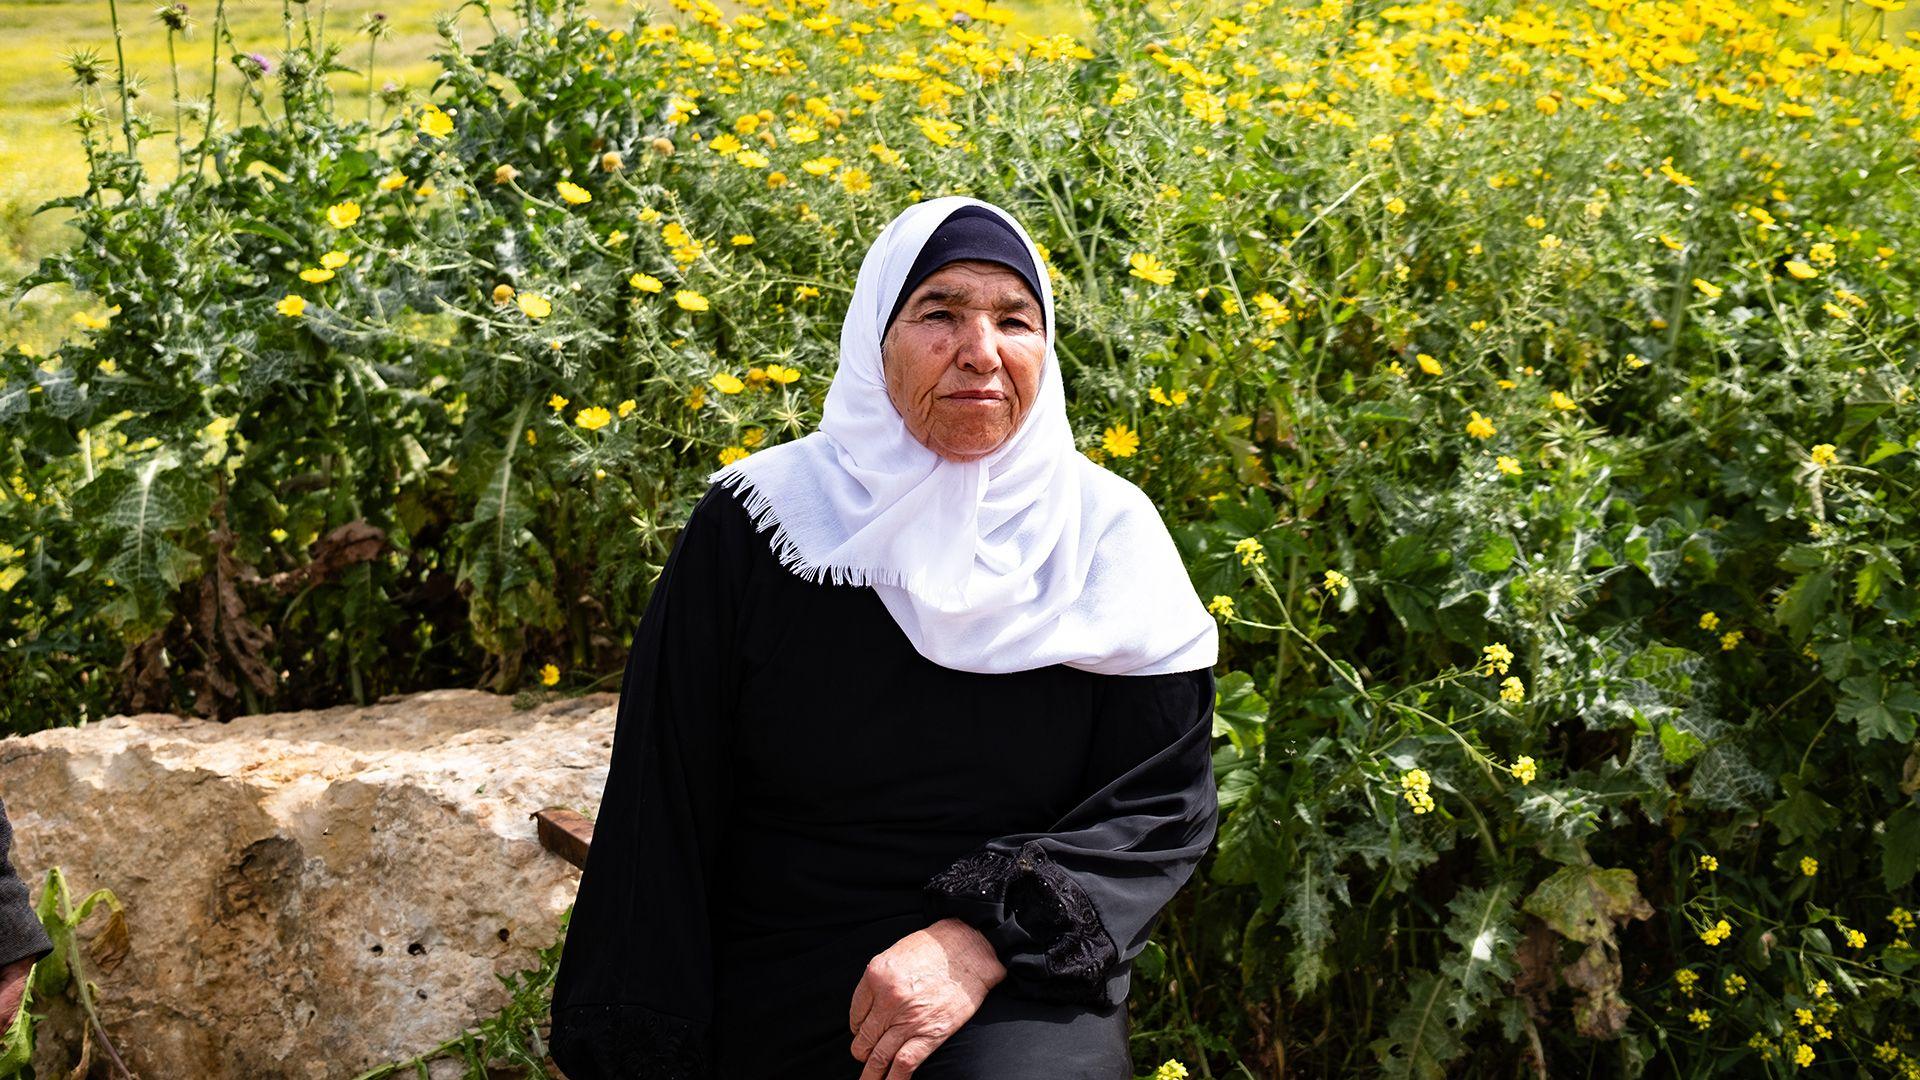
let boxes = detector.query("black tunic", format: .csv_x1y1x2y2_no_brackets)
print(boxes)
547,481,1219,1079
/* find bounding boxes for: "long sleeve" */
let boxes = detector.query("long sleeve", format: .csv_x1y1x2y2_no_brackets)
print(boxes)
921,665,1218,1008
0,797,52,969
547,485,753,1080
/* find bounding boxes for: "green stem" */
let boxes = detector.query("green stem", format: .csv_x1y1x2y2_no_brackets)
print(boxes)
105,0,137,158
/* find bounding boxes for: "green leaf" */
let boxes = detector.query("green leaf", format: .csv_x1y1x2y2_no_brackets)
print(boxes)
1468,534,1517,574
1657,722,1705,767
1766,774,1839,844
1838,675,1920,743
1522,865,1653,946
1885,806,1920,891
1772,568,1833,646
1211,670,1268,752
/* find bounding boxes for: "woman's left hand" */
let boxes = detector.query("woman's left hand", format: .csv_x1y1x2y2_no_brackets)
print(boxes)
848,916,1007,1078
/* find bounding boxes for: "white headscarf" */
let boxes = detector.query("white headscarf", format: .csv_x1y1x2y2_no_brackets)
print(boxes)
706,195,1218,677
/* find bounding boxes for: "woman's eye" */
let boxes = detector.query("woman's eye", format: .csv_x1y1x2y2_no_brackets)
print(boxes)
1002,319,1032,331
925,310,951,321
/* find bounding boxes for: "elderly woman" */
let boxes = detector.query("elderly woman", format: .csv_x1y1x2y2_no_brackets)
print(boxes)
547,196,1220,1079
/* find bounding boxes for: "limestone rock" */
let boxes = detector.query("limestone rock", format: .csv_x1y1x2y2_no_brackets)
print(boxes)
0,688,617,1079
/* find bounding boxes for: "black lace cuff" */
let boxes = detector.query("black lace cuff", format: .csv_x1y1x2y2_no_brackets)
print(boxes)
547,1001,710,1080
923,839,1119,1006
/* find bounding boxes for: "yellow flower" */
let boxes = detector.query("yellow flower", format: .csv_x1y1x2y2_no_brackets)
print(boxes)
1385,196,1407,215
1496,455,1523,476
1844,927,1866,948
1784,259,1818,280
1700,918,1732,946
494,164,521,185
492,283,515,304
1482,642,1513,676
1698,853,1719,872
1724,973,1747,996
71,305,119,330
839,168,873,195
378,171,409,193
321,250,350,269
731,234,755,246
1466,411,1496,440
1511,756,1537,784
1400,768,1435,814
676,290,710,312
1550,390,1577,411
575,406,612,431
1800,856,1818,877
1417,353,1442,375
718,445,750,465
794,285,822,301
556,180,592,205
765,364,802,384
1234,536,1266,567
1152,1061,1190,1080
1102,424,1141,457
526,428,537,446
801,156,843,176
1698,610,1720,631
1127,252,1176,286
1499,676,1526,703
1675,969,1699,995
709,133,743,155
517,293,552,319
299,267,334,283
538,662,559,686
710,372,745,394
1206,594,1235,619
630,273,664,293
1793,1045,1814,1067
417,104,454,140
1692,278,1722,299
1809,443,1838,468
1323,568,1349,595
548,393,569,412
1720,629,1744,651
326,201,362,229
617,398,637,417
1689,1008,1711,1030
736,150,771,169
600,151,623,172
276,294,307,317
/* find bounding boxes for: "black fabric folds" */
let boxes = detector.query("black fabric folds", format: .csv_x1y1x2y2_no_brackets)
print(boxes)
920,667,1217,1009
546,481,1219,1078
548,485,750,1079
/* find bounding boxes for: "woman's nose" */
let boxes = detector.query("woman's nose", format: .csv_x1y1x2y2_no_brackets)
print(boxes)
954,315,1001,372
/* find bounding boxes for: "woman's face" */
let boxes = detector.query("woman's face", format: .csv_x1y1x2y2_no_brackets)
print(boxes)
880,260,1045,464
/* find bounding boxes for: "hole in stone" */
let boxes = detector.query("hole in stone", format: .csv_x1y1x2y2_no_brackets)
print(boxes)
370,944,383,955
497,928,511,942
408,942,426,956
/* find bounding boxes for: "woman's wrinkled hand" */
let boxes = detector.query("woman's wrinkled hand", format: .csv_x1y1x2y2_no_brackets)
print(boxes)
848,916,1007,1079
0,956,33,1028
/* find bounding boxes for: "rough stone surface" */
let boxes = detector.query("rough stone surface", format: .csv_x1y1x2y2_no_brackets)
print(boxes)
0,688,616,1079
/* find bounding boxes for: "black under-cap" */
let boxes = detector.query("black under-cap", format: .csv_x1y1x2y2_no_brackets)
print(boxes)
881,205,1045,342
